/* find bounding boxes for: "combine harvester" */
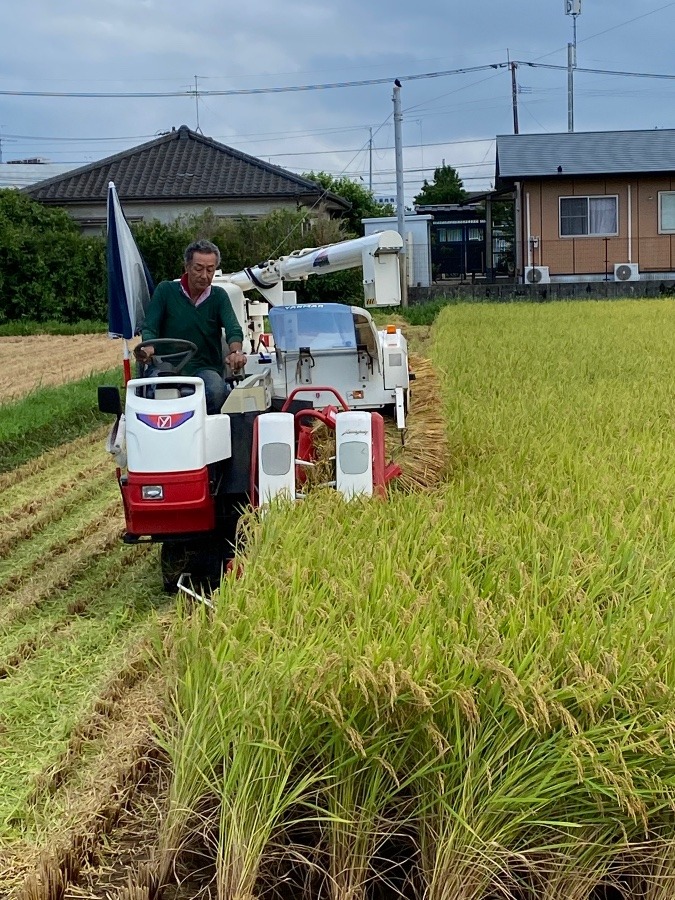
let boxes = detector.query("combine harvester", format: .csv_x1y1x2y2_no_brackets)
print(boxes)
99,230,417,592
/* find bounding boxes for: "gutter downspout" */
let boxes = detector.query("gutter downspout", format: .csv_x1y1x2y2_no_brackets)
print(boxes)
526,192,532,270
627,184,633,264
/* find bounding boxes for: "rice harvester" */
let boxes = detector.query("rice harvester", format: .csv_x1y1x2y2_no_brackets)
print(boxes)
98,230,410,591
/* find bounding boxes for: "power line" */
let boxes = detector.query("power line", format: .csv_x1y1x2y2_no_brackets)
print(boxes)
513,60,675,81
5,51,668,103
0,63,503,99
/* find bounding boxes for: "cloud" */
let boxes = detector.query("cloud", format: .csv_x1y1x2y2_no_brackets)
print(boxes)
2,0,675,201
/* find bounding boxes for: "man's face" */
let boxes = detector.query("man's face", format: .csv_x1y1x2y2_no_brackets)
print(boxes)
185,251,218,298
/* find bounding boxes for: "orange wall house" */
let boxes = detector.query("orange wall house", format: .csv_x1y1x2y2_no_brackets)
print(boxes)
496,130,675,283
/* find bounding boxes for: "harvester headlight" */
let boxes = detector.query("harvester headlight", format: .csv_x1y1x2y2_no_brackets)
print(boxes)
142,485,164,500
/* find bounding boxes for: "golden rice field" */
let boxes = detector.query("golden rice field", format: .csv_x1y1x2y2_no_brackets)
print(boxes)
2,301,675,899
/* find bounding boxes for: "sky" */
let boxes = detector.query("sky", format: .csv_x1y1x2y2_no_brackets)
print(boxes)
2,0,675,206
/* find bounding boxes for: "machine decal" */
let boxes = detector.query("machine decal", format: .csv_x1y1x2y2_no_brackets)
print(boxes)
136,411,195,430
312,251,330,268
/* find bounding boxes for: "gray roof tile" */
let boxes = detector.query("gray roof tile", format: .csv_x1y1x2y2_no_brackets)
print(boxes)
496,129,675,181
24,125,348,207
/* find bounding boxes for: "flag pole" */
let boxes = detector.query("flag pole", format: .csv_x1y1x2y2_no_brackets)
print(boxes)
123,340,132,385
106,180,153,387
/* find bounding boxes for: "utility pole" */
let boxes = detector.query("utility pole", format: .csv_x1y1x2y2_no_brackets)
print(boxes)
565,0,582,132
368,127,373,193
510,62,519,134
392,79,407,307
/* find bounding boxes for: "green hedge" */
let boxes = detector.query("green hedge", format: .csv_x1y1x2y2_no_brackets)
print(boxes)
0,192,366,325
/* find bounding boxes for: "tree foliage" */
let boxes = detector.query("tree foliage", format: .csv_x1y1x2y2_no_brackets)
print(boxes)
0,191,371,324
303,172,393,235
414,164,467,206
0,189,106,323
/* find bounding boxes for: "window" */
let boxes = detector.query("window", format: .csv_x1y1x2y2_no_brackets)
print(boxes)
559,196,618,236
659,192,675,233
437,227,463,243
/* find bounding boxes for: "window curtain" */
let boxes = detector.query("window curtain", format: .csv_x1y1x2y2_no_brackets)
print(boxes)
589,197,617,234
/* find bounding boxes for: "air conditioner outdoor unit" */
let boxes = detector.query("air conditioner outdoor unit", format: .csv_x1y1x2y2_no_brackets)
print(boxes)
524,266,550,284
614,263,640,282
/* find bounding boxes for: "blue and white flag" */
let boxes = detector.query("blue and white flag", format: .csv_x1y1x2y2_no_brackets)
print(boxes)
106,181,154,339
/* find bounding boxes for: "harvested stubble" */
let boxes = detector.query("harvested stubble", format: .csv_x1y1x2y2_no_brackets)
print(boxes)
156,299,675,900
384,351,450,491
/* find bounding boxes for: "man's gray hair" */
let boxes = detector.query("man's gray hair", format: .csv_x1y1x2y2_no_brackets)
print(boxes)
184,239,221,267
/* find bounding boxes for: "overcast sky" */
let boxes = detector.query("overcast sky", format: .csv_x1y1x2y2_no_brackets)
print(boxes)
2,0,675,205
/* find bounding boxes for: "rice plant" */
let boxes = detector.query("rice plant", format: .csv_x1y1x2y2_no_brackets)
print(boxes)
159,299,675,899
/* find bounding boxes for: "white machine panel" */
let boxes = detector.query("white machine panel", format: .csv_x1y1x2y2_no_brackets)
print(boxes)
125,377,231,473
257,412,296,505
335,411,373,498
381,329,410,391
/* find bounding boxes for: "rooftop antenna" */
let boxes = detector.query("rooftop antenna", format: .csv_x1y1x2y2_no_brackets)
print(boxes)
565,0,582,132
193,75,202,133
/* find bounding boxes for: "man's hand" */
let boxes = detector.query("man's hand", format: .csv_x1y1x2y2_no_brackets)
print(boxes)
134,344,155,364
225,349,247,372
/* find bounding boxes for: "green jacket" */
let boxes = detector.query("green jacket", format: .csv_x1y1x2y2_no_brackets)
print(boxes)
142,281,244,375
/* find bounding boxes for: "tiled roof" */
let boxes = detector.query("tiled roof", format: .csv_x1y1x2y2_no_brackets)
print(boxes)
496,129,675,181
24,125,348,207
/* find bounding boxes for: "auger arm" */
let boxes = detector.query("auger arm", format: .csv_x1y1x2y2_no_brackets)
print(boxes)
217,229,403,308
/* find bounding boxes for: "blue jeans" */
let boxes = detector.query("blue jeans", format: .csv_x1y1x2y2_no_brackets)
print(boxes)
196,368,229,414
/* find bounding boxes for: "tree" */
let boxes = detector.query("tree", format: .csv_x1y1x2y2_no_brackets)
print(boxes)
414,164,467,206
302,172,393,235
0,189,107,322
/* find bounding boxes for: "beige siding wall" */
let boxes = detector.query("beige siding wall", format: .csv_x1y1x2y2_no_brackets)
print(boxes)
521,176,675,276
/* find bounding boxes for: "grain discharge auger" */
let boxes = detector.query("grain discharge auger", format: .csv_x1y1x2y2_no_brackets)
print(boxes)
98,230,415,592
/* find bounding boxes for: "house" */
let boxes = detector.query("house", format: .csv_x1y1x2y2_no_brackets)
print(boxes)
414,202,488,280
24,125,349,235
495,129,675,284
0,161,76,190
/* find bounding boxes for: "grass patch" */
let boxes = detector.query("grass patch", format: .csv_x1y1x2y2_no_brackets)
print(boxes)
0,319,107,337
0,368,122,472
373,299,456,326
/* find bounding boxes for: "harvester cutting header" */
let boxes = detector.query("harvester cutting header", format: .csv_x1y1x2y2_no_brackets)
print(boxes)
99,218,412,591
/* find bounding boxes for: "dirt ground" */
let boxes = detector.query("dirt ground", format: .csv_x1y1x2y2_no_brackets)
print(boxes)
0,334,139,403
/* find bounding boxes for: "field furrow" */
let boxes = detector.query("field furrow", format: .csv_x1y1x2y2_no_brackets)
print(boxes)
5,675,165,899
30,632,164,802
0,427,107,494
0,468,114,556
0,498,123,612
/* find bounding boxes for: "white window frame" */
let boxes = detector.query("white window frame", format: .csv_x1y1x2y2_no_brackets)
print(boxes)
658,191,675,234
559,195,619,238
